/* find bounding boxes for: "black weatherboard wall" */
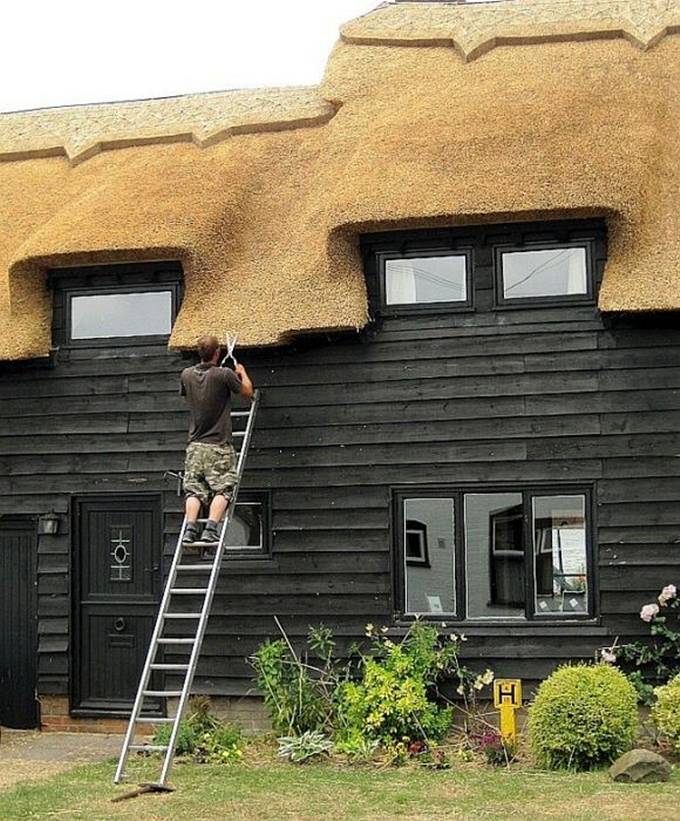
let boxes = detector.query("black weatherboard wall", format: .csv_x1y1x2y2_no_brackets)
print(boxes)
0,219,679,712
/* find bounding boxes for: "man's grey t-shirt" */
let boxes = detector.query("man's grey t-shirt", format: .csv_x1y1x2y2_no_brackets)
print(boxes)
180,363,242,445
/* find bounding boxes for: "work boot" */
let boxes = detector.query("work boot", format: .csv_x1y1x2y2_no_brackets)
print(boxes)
182,523,200,545
200,520,221,543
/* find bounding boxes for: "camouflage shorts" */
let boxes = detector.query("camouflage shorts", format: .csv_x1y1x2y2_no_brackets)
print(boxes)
183,442,238,504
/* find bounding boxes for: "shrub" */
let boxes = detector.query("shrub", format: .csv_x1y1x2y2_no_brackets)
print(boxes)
249,624,349,735
336,623,470,747
152,697,243,764
651,673,680,755
528,663,638,771
602,582,679,704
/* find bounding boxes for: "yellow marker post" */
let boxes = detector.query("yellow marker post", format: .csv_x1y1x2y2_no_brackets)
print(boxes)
493,678,522,745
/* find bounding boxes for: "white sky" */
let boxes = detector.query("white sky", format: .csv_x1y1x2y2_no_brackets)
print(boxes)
0,1,380,113
1,1,497,114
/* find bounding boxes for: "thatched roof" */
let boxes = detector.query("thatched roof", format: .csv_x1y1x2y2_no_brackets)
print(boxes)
1,0,680,360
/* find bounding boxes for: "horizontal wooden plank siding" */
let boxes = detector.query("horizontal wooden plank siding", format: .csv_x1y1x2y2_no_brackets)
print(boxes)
1,234,679,704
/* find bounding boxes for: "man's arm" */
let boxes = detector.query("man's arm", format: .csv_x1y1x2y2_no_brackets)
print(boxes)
234,363,254,400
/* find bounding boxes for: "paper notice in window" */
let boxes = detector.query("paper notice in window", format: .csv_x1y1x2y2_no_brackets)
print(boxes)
427,595,444,614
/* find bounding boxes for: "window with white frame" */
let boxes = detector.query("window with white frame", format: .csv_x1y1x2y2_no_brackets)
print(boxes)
397,488,592,620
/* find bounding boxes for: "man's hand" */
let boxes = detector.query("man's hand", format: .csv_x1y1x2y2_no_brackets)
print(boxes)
235,363,254,400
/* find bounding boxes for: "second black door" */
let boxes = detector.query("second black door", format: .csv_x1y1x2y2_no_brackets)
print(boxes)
0,517,38,728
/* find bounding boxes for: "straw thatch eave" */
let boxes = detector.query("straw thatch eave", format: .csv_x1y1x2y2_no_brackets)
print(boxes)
1,0,680,361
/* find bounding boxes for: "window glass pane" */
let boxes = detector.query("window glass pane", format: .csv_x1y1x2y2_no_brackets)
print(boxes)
533,495,587,616
404,498,455,615
465,493,525,619
71,291,172,339
385,256,467,305
224,502,263,550
501,247,587,299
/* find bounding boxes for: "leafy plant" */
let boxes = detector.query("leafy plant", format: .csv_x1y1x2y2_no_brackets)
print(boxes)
277,731,334,763
651,673,680,755
601,583,679,704
528,663,638,771
193,724,244,764
249,620,351,736
335,728,380,762
152,697,243,764
336,622,475,747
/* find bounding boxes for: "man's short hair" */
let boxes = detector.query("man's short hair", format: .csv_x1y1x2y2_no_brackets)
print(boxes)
197,335,220,362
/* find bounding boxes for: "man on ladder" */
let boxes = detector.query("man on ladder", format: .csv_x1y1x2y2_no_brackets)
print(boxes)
180,334,254,545
114,333,259,790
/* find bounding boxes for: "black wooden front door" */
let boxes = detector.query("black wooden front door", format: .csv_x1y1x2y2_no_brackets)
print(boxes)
73,496,162,714
0,518,38,728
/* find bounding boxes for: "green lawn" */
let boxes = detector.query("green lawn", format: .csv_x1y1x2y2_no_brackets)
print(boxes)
0,754,678,821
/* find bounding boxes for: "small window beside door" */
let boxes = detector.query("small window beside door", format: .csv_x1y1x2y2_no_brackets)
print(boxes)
223,492,271,558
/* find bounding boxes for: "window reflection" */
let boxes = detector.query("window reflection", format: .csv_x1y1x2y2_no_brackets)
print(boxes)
404,499,455,615
465,493,525,620
224,502,263,550
501,247,587,299
385,256,467,305
533,496,587,615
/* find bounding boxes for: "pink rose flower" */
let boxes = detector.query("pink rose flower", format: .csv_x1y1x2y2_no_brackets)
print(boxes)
658,584,677,605
640,603,660,623
600,648,617,664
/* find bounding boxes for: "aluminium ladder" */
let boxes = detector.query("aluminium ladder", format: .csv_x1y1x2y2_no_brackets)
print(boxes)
114,389,260,788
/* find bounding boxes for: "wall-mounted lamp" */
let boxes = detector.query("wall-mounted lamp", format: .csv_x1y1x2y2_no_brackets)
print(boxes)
38,511,60,536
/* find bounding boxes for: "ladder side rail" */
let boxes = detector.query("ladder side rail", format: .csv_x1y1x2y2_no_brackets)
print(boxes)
113,514,192,784
157,390,260,785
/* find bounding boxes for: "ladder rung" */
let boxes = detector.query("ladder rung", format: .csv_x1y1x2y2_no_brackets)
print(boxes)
164,613,202,619
157,638,196,645
136,717,175,724
130,744,168,752
183,541,221,548
176,565,211,571
150,663,190,671
143,690,183,697
232,431,244,437
231,411,249,417
170,588,209,595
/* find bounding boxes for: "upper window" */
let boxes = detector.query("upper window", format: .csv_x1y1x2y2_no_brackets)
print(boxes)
396,487,593,621
70,290,173,340
496,245,592,304
384,254,468,306
48,262,183,347
376,249,473,314
362,221,603,316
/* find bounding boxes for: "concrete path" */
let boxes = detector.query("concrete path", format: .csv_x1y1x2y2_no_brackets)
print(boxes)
0,729,121,791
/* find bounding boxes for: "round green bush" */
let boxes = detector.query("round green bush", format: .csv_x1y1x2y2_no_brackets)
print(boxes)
528,663,638,770
652,673,680,755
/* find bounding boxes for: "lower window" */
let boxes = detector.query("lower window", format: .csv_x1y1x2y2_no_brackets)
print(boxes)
223,491,271,558
396,487,592,620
